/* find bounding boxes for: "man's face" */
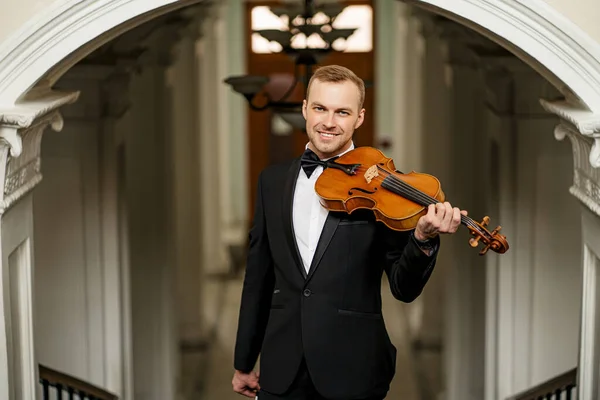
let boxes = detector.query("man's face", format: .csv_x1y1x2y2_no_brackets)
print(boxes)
302,79,365,159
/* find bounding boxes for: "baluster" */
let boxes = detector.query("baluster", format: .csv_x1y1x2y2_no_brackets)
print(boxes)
565,384,573,400
56,383,64,400
68,386,75,400
41,379,50,400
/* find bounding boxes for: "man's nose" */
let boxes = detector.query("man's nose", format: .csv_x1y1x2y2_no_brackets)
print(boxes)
323,112,336,128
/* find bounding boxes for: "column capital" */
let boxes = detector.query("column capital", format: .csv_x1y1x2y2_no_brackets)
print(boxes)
0,90,78,214
546,100,600,216
543,99,600,166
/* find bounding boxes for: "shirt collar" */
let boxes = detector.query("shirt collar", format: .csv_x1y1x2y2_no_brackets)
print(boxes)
304,141,355,161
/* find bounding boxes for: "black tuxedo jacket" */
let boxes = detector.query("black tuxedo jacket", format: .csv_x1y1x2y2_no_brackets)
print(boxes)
234,154,440,399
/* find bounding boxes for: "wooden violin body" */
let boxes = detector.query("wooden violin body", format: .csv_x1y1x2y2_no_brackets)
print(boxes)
315,147,444,230
315,146,509,255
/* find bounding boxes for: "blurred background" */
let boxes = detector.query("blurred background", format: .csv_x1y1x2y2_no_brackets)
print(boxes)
0,0,591,399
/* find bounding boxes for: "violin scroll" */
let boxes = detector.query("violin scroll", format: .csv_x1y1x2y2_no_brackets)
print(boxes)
467,216,509,255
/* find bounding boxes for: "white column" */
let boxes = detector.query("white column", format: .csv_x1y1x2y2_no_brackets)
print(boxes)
0,90,78,400
218,0,248,262
225,0,249,235
385,11,456,400
124,22,184,399
99,70,133,399
166,18,203,349
374,0,399,155
442,30,489,400
163,11,207,397
197,4,228,281
549,111,600,400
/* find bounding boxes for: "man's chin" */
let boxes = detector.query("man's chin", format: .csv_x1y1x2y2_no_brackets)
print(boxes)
315,144,344,158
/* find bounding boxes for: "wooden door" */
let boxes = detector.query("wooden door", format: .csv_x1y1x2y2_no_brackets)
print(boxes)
245,0,375,215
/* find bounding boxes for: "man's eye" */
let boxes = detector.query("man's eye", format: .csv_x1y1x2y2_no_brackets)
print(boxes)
339,111,349,116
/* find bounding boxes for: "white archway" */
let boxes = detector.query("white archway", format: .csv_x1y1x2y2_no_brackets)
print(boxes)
403,0,600,170
0,0,204,107
0,1,595,164
403,0,600,113
0,0,599,399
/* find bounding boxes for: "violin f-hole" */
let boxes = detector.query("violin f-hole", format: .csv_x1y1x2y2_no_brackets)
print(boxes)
349,187,377,195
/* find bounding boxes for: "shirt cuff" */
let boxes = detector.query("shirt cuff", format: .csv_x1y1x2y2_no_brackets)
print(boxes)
410,231,439,255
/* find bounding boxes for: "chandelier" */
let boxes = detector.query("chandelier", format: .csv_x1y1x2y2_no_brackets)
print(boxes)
223,0,360,130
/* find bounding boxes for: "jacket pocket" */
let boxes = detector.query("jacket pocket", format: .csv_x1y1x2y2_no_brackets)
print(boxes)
338,309,382,319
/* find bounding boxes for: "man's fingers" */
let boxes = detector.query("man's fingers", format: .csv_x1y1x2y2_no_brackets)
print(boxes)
437,202,451,231
239,388,258,398
428,204,436,216
435,202,445,218
422,202,465,235
233,383,259,398
450,207,461,232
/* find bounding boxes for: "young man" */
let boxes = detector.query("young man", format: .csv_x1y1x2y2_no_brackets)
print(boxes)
232,65,465,400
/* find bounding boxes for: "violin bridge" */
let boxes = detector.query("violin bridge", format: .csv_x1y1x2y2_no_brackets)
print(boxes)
364,165,378,184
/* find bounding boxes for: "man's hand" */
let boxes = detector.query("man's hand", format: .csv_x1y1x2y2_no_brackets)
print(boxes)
232,369,260,398
415,202,467,241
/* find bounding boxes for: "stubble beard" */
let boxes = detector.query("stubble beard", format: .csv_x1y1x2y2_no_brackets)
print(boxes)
309,126,352,159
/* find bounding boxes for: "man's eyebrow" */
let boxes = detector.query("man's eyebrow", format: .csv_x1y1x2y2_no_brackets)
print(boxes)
310,102,352,112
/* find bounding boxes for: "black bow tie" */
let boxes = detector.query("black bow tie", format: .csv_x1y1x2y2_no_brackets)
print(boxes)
300,149,338,178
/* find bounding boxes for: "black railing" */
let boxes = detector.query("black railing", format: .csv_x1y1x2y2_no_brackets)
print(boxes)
39,364,118,400
506,368,577,400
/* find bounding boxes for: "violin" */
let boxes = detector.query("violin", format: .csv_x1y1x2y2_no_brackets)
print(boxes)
314,146,509,256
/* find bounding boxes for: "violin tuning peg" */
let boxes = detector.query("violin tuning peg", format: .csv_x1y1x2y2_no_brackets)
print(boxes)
469,237,480,248
480,216,490,227
479,244,491,255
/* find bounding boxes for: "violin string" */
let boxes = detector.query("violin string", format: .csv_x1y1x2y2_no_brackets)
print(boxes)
348,165,439,207
330,163,487,237
382,175,482,232
390,179,480,231
360,166,481,232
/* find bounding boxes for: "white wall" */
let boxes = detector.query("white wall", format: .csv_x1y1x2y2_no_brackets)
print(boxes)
0,0,47,47
543,0,600,44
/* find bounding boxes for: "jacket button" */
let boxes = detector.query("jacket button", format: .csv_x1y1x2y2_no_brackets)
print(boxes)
303,289,312,297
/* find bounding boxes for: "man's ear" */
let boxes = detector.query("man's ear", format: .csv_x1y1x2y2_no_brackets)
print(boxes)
302,99,307,119
355,108,365,129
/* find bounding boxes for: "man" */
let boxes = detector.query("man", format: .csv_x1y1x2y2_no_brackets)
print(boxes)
232,65,465,400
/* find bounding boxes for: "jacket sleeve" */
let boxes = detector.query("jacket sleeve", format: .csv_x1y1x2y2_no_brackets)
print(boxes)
233,172,275,372
378,225,440,303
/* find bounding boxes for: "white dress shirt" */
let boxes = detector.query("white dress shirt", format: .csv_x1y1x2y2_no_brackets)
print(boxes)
292,142,355,274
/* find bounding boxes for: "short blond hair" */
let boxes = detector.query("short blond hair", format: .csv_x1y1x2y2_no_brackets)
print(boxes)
306,65,366,109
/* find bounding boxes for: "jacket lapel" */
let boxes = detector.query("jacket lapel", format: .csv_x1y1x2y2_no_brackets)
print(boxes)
305,211,341,282
282,158,307,279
